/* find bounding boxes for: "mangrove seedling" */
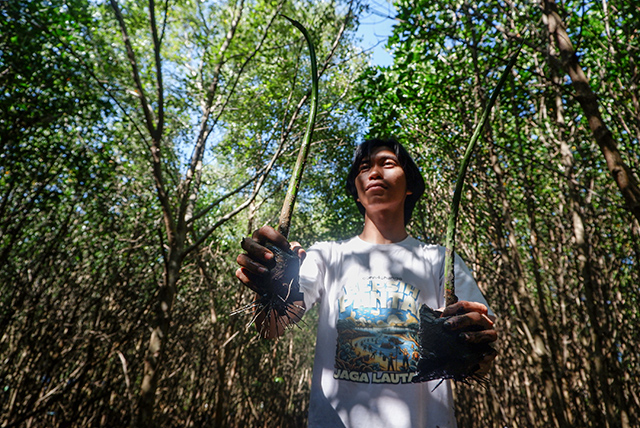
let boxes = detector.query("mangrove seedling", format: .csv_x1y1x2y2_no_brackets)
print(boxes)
235,15,318,337
413,45,522,384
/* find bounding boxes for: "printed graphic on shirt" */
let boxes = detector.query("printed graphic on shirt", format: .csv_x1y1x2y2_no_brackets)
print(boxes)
334,276,421,384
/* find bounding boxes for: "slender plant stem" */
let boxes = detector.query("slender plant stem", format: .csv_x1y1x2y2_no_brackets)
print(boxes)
277,16,319,239
444,45,522,307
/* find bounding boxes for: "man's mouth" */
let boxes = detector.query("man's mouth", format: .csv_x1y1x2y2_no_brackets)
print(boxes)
366,182,386,191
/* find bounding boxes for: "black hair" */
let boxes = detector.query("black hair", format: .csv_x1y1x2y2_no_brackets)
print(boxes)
345,138,425,225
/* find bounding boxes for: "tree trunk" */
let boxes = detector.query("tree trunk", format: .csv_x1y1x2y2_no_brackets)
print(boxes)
464,22,568,424
543,3,632,426
137,246,182,428
543,0,640,224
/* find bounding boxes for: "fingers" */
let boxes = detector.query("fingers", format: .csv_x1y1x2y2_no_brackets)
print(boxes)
251,226,290,252
236,253,270,276
241,236,275,267
444,310,494,332
235,267,266,294
238,227,305,270
459,328,498,344
442,300,497,344
236,227,307,297
441,300,488,317
290,241,306,263
236,240,272,295
241,226,292,268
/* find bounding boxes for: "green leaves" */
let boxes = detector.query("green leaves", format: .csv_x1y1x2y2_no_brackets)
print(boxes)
1,1,368,426
357,0,640,426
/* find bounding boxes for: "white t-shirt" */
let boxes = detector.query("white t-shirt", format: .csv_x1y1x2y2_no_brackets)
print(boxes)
299,235,491,428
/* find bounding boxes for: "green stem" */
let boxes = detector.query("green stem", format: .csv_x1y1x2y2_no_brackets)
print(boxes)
444,45,522,307
277,15,319,239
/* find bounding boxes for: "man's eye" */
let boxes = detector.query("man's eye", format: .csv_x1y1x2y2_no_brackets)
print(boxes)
359,163,370,171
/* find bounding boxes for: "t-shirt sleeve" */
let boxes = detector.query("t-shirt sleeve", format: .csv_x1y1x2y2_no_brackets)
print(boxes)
453,252,494,316
299,242,328,310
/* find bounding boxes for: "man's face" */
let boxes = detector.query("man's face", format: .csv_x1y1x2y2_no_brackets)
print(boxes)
355,146,412,216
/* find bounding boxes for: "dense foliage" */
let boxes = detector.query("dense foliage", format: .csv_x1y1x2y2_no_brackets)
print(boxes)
2,0,638,427
1,0,364,426
357,0,639,427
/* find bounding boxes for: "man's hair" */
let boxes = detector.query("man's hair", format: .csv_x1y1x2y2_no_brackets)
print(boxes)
345,138,425,225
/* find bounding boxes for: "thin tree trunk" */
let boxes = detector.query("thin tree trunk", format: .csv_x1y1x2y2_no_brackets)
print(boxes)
542,3,631,426
464,20,567,424
543,0,640,223
512,102,570,426
137,244,183,427
544,52,610,428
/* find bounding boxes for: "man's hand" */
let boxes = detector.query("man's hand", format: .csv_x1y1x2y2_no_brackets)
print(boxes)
235,226,306,339
441,301,497,375
235,226,306,295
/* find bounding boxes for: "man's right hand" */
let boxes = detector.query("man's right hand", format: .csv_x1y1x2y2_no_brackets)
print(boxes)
236,226,306,338
235,226,305,294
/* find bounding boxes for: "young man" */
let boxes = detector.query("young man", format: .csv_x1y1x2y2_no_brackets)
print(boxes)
236,138,497,428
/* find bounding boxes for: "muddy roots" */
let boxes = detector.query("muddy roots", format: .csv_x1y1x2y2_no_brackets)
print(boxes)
260,243,303,315
233,243,304,335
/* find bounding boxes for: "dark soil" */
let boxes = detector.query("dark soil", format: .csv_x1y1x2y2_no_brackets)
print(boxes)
412,304,494,383
261,243,302,316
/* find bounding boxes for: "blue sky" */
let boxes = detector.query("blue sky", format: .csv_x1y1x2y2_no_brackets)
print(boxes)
355,0,397,67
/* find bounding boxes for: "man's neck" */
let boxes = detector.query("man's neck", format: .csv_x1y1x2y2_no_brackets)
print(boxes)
359,211,408,244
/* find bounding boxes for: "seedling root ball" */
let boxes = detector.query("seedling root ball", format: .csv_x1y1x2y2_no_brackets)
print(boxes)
413,305,494,384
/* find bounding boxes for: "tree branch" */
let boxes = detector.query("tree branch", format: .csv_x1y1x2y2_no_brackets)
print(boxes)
109,0,156,135
543,0,640,223
148,0,165,140
179,0,287,238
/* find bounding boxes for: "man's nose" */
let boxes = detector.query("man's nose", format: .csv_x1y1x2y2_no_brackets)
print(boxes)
368,164,382,179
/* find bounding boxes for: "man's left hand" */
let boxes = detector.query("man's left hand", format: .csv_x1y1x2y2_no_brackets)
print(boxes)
441,300,498,375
